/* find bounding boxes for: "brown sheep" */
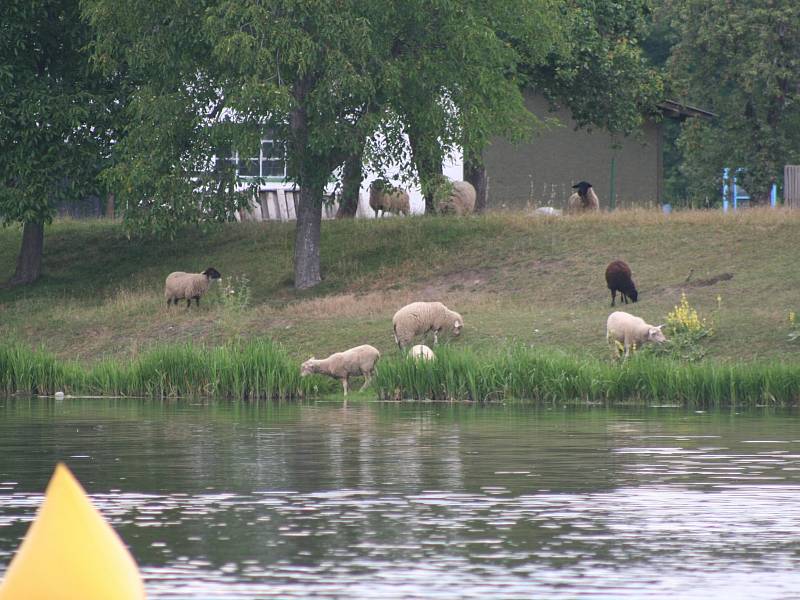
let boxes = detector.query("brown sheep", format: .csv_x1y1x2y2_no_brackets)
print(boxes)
605,260,638,306
567,181,600,213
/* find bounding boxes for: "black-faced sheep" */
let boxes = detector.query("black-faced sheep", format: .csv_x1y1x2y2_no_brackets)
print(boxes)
300,344,381,396
164,267,222,307
605,260,638,306
606,311,666,358
369,179,410,217
392,301,463,350
567,181,600,213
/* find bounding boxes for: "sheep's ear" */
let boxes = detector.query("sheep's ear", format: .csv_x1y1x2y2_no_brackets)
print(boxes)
656,324,666,330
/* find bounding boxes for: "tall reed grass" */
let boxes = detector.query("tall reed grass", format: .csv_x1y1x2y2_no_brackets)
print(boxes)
374,346,800,407
0,340,332,399
2,342,798,406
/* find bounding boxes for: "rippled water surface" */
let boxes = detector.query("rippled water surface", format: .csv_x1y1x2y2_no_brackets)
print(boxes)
2,398,800,599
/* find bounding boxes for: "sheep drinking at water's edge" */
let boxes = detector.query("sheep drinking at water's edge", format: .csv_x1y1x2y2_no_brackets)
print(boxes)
606,311,666,358
369,179,410,217
567,181,600,213
164,267,222,307
393,301,463,350
300,344,381,396
605,260,638,306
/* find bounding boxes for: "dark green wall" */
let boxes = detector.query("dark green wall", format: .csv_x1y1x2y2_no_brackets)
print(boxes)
483,93,662,210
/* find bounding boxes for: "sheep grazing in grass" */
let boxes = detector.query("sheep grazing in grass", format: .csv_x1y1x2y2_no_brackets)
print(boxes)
300,344,381,396
605,260,638,306
409,344,435,361
164,267,222,308
606,311,666,358
369,179,410,217
567,181,600,213
393,301,463,350
436,180,476,216
534,206,563,217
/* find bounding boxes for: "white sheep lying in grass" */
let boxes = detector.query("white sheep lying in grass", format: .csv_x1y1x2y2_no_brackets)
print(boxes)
606,311,666,358
164,267,222,308
369,179,410,217
409,344,435,361
300,344,381,396
393,301,463,350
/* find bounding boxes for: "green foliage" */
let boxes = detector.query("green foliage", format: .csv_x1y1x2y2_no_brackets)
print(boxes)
0,339,325,399
667,0,800,202
0,0,118,225
526,0,663,136
375,346,800,407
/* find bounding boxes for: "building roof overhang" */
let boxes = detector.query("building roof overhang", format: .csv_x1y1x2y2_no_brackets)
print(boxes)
657,100,716,121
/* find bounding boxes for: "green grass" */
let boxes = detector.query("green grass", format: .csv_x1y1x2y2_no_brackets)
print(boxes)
0,208,798,399
374,346,800,406
0,339,333,399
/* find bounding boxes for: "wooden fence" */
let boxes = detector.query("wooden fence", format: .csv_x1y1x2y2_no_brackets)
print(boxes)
785,165,800,208
239,189,342,222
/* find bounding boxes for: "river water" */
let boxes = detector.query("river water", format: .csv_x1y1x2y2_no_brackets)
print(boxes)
1,398,800,599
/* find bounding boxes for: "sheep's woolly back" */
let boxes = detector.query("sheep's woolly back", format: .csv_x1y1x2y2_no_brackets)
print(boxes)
369,182,410,215
392,301,464,348
164,272,212,301
438,181,476,215
605,260,637,298
410,344,435,360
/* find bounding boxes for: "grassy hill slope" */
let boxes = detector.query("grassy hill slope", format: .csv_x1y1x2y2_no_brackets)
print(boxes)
0,209,798,365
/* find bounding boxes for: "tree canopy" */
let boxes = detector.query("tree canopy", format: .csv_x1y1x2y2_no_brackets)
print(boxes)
0,0,117,284
667,0,800,203
84,0,562,288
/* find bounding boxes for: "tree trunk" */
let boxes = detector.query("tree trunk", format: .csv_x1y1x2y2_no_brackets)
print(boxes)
9,221,44,286
407,127,443,215
464,156,489,213
105,192,115,219
336,149,364,219
294,183,324,289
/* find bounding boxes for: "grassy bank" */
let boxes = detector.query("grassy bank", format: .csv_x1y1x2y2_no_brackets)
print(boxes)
2,341,798,406
0,208,798,376
0,340,327,399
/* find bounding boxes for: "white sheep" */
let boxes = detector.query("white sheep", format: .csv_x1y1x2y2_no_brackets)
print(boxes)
606,311,667,358
164,267,222,307
409,344,435,361
533,206,563,217
567,181,600,213
300,344,381,396
436,180,476,216
393,301,463,350
369,179,410,217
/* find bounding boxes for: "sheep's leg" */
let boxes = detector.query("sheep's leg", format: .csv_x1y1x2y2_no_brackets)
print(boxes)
194,296,200,307
185,298,191,308
341,377,349,396
360,371,373,391
610,290,616,306
622,293,628,305
433,329,439,345
167,298,172,307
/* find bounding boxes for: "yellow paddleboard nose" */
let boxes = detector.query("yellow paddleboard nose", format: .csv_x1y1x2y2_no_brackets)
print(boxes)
0,463,145,600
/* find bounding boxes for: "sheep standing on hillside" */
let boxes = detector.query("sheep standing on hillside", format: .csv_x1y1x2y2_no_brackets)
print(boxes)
164,267,222,308
436,180,476,216
300,344,381,396
605,260,639,306
369,179,410,217
567,181,600,213
409,344,435,361
393,301,463,350
606,311,666,358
